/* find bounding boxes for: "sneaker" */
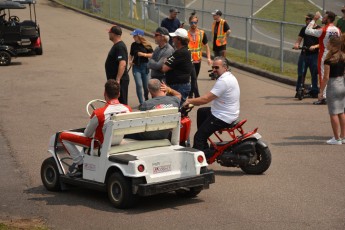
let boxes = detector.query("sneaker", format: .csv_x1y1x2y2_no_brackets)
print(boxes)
313,98,327,105
342,138,345,144
294,92,298,98
67,163,83,177
326,137,342,145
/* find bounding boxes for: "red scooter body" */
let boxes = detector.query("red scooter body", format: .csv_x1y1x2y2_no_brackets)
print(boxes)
180,106,271,175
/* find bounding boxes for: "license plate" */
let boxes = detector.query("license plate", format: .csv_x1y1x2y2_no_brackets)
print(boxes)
153,165,171,174
252,132,262,139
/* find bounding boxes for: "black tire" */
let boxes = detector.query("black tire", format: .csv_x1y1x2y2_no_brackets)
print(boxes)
175,186,203,198
107,172,138,208
0,51,11,66
240,144,272,175
41,157,61,191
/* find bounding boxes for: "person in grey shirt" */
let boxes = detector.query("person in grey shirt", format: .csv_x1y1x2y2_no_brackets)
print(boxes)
148,27,174,81
125,79,181,140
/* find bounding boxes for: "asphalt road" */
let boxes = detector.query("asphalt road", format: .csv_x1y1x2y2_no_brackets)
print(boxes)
0,0,345,229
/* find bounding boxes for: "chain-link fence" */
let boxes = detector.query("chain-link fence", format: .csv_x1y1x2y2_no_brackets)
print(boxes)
56,0,336,75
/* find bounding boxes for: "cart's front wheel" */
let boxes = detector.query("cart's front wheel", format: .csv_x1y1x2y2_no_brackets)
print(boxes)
41,157,61,191
107,173,137,208
0,51,11,66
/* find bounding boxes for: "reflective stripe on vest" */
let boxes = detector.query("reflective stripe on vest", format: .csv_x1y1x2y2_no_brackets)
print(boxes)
212,19,227,46
188,29,204,61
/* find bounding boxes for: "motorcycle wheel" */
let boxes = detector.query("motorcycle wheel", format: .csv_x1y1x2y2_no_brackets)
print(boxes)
240,144,272,175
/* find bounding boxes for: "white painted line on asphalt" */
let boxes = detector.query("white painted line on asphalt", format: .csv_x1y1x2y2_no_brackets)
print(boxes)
253,0,274,16
308,0,323,10
251,24,294,46
186,0,197,8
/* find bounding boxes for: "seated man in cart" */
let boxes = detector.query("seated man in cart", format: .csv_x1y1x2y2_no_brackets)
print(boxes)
59,80,132,177
125,78,181,140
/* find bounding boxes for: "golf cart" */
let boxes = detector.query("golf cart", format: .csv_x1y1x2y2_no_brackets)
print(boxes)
41,104,215,209
0,0,43,57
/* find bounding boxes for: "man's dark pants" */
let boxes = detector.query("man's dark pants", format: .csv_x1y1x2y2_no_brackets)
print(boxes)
296,52,319,95
193,107,229,151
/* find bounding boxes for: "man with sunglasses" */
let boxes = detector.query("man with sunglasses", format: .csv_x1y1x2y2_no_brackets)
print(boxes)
148,27,174,82
292,13,320,99
183,56,240,158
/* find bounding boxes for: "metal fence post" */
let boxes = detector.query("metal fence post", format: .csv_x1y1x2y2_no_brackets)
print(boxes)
109,0,111,19
201,0,204,29
120,0,122,20
280,22,284,72
245,17,249,63
250,0,253,40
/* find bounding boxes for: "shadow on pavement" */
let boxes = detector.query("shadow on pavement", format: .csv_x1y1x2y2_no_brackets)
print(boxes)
271,135,329,146
24,185,204,214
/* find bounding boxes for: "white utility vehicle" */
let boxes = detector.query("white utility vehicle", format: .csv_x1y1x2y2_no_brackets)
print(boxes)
41,103,215,208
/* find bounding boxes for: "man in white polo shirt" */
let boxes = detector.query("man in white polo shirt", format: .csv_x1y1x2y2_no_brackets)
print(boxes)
183,56,240,158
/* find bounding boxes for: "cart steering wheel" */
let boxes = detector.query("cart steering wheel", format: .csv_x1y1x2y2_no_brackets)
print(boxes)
9,16,20,23
86,99,106,116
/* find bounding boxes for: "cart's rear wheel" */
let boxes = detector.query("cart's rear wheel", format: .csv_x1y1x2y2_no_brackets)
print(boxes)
41,157,61,191
107,172,138,208
175,186,203,198
0,51,11,66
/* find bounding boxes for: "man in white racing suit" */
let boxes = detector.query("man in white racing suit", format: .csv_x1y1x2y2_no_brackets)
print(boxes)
305,11,341,105
59,80,132,177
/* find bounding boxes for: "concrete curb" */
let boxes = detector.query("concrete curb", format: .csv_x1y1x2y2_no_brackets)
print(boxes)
50,0,297,88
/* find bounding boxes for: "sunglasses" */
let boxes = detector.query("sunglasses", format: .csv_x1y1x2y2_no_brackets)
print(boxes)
154,33,162,37
190,21,198,25
211,66,220,69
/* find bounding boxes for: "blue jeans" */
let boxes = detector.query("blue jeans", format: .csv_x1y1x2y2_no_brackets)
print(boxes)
296,53,319,95
170,83,191,106
132,63,149,104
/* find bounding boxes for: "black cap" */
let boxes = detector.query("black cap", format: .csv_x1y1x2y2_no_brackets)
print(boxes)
211,9,222,16
305,13,314,19
108,25,122,35
155,27,169,35
169,8,180,13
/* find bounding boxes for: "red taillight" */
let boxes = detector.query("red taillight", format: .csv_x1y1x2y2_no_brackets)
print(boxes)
137,164,145,172
197,155,204,163
34,37,41,48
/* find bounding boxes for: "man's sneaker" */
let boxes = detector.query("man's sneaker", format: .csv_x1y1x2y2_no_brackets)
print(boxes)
313,98,327,105
342,138,345,144
67,163,83,177
326,137,342,145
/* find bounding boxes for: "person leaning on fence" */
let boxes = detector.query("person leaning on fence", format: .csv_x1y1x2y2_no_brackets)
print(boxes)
318,36,345,145
129,28,153,106
211,9,231,58
188,12,212,99
305,11,341,105
147,27,174,82
292,13,320,98
336,6,345,33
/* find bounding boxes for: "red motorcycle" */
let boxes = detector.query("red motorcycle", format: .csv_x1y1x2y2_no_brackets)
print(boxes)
179,105,272,175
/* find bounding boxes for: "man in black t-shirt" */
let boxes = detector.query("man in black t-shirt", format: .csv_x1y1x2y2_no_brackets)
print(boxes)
105,25,129,105
162,28,193,105
293,13,320,98
161,8,182,46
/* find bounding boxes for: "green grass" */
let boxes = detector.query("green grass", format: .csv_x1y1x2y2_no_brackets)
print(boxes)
255,0,320,41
